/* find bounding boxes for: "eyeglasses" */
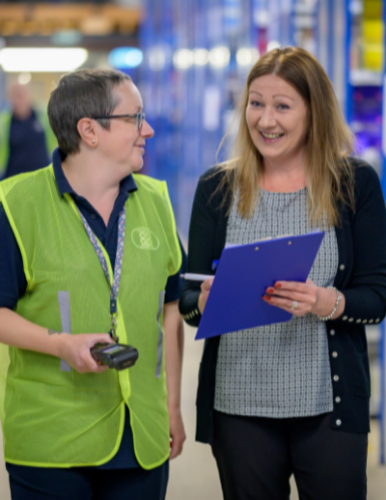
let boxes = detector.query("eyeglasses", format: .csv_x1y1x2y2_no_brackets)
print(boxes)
91,113,145,131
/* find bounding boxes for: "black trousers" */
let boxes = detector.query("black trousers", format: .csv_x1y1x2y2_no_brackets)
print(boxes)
212,411,367,500
6,461,169,500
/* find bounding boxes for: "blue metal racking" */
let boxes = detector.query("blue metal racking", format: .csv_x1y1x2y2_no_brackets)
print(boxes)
138,0,260,239
380,0,386,466
344,0,385,465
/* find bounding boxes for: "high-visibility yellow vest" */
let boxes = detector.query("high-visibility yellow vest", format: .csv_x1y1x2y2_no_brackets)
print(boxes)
0,165,181,469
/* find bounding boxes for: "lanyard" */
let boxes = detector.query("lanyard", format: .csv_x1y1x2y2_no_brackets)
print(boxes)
76,206,126,342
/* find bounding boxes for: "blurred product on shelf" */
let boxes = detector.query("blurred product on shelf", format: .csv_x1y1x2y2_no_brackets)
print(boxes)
347,0,383,181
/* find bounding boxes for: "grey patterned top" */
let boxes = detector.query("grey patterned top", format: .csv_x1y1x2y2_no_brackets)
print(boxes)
214,188,337,418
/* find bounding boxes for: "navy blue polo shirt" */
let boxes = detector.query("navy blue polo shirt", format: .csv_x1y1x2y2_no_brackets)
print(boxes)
0,148,187,469
5,110,50,179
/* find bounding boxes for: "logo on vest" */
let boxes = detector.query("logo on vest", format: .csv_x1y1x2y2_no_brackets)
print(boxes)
131,227,160,250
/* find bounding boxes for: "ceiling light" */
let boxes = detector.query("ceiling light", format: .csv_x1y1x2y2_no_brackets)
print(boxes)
236,47,260,66
109,47,143,69
173,49,193,69
194,49,209,66
267,40,281,52
209,46,230,69
0,48,88,72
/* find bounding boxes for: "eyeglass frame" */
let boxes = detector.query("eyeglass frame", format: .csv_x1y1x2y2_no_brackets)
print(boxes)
91,113,146,131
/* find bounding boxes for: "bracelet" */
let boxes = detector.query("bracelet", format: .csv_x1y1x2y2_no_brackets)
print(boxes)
317,286,341,321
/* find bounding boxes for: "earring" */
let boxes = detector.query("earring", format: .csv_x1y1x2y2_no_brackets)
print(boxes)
92,139,96,145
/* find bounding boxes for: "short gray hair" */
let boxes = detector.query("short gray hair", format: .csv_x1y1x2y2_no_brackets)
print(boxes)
48,69,132,155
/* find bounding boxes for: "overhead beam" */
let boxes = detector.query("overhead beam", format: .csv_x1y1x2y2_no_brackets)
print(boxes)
0,3,141,36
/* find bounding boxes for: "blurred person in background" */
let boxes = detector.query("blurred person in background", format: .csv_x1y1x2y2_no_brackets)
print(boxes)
0,82,56,179
180,47,386,500
0,69,186,500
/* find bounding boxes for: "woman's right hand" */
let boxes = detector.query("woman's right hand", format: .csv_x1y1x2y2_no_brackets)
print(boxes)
198,277,215,314
56,333,114,373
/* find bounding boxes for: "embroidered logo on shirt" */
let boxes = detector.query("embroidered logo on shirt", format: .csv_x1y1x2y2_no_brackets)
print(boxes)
131,227,160,250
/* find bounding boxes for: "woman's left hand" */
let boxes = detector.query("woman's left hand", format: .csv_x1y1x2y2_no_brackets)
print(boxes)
263,279,320,317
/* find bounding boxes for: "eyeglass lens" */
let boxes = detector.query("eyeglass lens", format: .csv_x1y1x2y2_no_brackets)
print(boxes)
138,113,145,131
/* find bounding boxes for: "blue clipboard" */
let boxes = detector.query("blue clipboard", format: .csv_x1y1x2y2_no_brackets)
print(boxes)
195,231,325,340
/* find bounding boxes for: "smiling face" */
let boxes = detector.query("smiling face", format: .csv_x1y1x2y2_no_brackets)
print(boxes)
97,80,154,175
246,74,309,166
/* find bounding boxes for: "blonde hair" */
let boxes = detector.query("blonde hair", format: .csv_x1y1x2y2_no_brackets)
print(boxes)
217,46,355,227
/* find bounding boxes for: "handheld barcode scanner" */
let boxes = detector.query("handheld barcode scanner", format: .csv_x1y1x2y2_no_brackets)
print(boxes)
91,343,139,371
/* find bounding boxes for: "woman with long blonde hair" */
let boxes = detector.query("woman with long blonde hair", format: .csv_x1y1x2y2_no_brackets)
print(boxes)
180,47,386,499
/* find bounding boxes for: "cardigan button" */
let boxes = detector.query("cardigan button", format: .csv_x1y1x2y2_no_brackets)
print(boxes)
335,396,341,403
333,375,339,382
363,320,367,324
348,318,353,322
342,316,348,321
336,419,342,426
330,329,335,336
356,319,361,324
339,264,345,271
369,319,374,324
332,352,338,358
376,318,380,323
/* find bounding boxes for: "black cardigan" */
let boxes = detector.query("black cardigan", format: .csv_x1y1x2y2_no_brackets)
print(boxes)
179,159,386,443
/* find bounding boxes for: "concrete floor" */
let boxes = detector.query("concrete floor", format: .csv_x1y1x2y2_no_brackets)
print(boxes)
1,325,386,499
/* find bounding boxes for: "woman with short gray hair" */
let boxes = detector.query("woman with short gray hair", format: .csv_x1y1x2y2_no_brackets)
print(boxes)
0,69,186,499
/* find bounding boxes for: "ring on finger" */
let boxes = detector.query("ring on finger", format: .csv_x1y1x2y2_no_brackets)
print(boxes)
290,300,298,311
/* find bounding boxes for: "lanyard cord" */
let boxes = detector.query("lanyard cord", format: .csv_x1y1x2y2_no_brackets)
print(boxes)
76,206,126,342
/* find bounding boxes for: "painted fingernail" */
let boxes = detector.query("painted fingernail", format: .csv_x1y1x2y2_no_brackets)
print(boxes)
263,295,271,301
267,288,275,294
275,283,282,288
